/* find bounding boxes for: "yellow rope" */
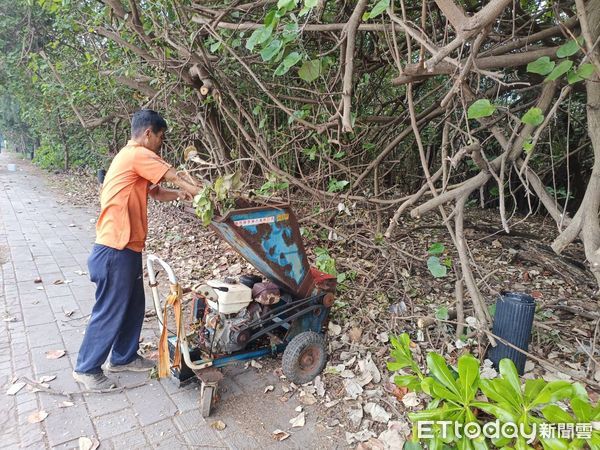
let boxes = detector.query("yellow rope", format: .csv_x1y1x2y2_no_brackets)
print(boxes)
158,283,183,378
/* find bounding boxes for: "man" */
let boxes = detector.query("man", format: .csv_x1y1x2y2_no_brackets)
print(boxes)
73,110,200,390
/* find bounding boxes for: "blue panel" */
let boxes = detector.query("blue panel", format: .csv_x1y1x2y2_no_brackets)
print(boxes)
226,209,306,285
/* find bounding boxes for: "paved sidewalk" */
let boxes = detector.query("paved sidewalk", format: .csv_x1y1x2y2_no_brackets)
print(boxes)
0,152,342,449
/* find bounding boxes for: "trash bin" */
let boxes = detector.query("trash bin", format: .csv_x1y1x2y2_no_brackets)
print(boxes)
488,292,535,374
97,169,106,184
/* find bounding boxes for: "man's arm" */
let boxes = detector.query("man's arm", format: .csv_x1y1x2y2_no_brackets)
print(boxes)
149,168,201,202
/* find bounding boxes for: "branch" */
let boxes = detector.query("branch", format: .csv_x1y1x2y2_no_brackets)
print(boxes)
191,14,404,32
433,0,467,32
426,0,513,70
410,82,558,218
341,0,369,132
393,46,560,85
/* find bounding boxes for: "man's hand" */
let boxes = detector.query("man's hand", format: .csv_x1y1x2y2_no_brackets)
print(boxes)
177,190,194,201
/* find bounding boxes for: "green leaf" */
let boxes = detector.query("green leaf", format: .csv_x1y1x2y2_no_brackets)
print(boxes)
521,107,544,126
299,0,317,15
403,443,423,450
364,0,389,20
428,242,445,255
281,23,299,43
277,0,297,9
457,354,480,400
409,406,454,422
298,59,321,82
327,178,349,192
427,256,447,278
541,404,573,423
568,63,596,84
472,402,519,423
546,59,573,81
245,25,273,51
274,51,303,75
523,138,534,153
425,377,463,403
427,353,459,395
576,63,596,79
260,39,283,61
530,381,572,406
209,41,221,53
524,378,546,403
556,39,580,58
527,56,555,75
435,307,449,320
499,359,522,399
467,99,496,119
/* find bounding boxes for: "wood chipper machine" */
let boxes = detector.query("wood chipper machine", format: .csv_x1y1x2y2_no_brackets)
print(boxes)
146,203,337,416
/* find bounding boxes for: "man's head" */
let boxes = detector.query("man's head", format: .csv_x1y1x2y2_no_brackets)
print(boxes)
131,110,167,153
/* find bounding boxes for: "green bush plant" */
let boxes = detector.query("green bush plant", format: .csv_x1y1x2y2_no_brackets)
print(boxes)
388,333,600,449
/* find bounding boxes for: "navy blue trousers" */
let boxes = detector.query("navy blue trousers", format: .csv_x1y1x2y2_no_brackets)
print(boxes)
75,244,145,374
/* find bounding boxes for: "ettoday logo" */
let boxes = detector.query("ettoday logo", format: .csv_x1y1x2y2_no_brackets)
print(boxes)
416,420,595,443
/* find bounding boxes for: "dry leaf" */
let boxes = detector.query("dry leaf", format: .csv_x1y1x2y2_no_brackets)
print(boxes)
78,437,100,450
401,392,420,407
74,270,88,276
64,310,75,317
250,360,263,369
272,429,290,441
38,375,57,383
364,403,391,423
34,277,42,284
210,420,226,431
6,382,26,396
68,223,76,227
299,392,317,405
36,286,44,290
53,279,64,285
289,412,305,428
59,401,74,408
45,349,66,359
295,406,303,412
388,384,408,401
357,438,385,450
27,410,48,423
264,385,274,393
349,327,363,343
2,316,17,322
328,322,342,336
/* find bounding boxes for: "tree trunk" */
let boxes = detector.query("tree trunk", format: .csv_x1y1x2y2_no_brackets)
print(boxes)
552,0,600,287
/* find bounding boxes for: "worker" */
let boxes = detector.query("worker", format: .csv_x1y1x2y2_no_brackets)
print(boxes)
73,110,200,390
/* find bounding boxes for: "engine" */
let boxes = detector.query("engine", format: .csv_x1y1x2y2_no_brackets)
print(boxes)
193,276,281,354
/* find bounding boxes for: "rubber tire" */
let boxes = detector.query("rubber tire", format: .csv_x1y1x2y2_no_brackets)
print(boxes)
200,385,214,417
282,331,327,385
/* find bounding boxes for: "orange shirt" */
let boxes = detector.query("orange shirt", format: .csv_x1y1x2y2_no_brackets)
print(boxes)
95,141,171,252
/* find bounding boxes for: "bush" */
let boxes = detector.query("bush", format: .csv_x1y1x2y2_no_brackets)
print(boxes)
388,333,600,449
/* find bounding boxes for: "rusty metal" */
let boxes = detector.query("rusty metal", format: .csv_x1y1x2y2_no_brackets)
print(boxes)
298,345,320,377
322,293,335,307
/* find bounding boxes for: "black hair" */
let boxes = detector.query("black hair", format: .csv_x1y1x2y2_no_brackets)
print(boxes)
131,110,167,137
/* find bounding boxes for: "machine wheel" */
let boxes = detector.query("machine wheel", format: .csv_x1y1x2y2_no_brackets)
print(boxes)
282,331,327,385
200,385,214,417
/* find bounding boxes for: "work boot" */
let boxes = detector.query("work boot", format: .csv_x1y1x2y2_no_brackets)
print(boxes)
72,371,117,391
105,356,155,373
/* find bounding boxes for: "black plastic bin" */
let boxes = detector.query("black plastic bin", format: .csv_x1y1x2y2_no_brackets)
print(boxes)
488,292,536,375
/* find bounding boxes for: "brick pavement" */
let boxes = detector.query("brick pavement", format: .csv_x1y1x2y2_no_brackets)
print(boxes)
0,152,343,449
